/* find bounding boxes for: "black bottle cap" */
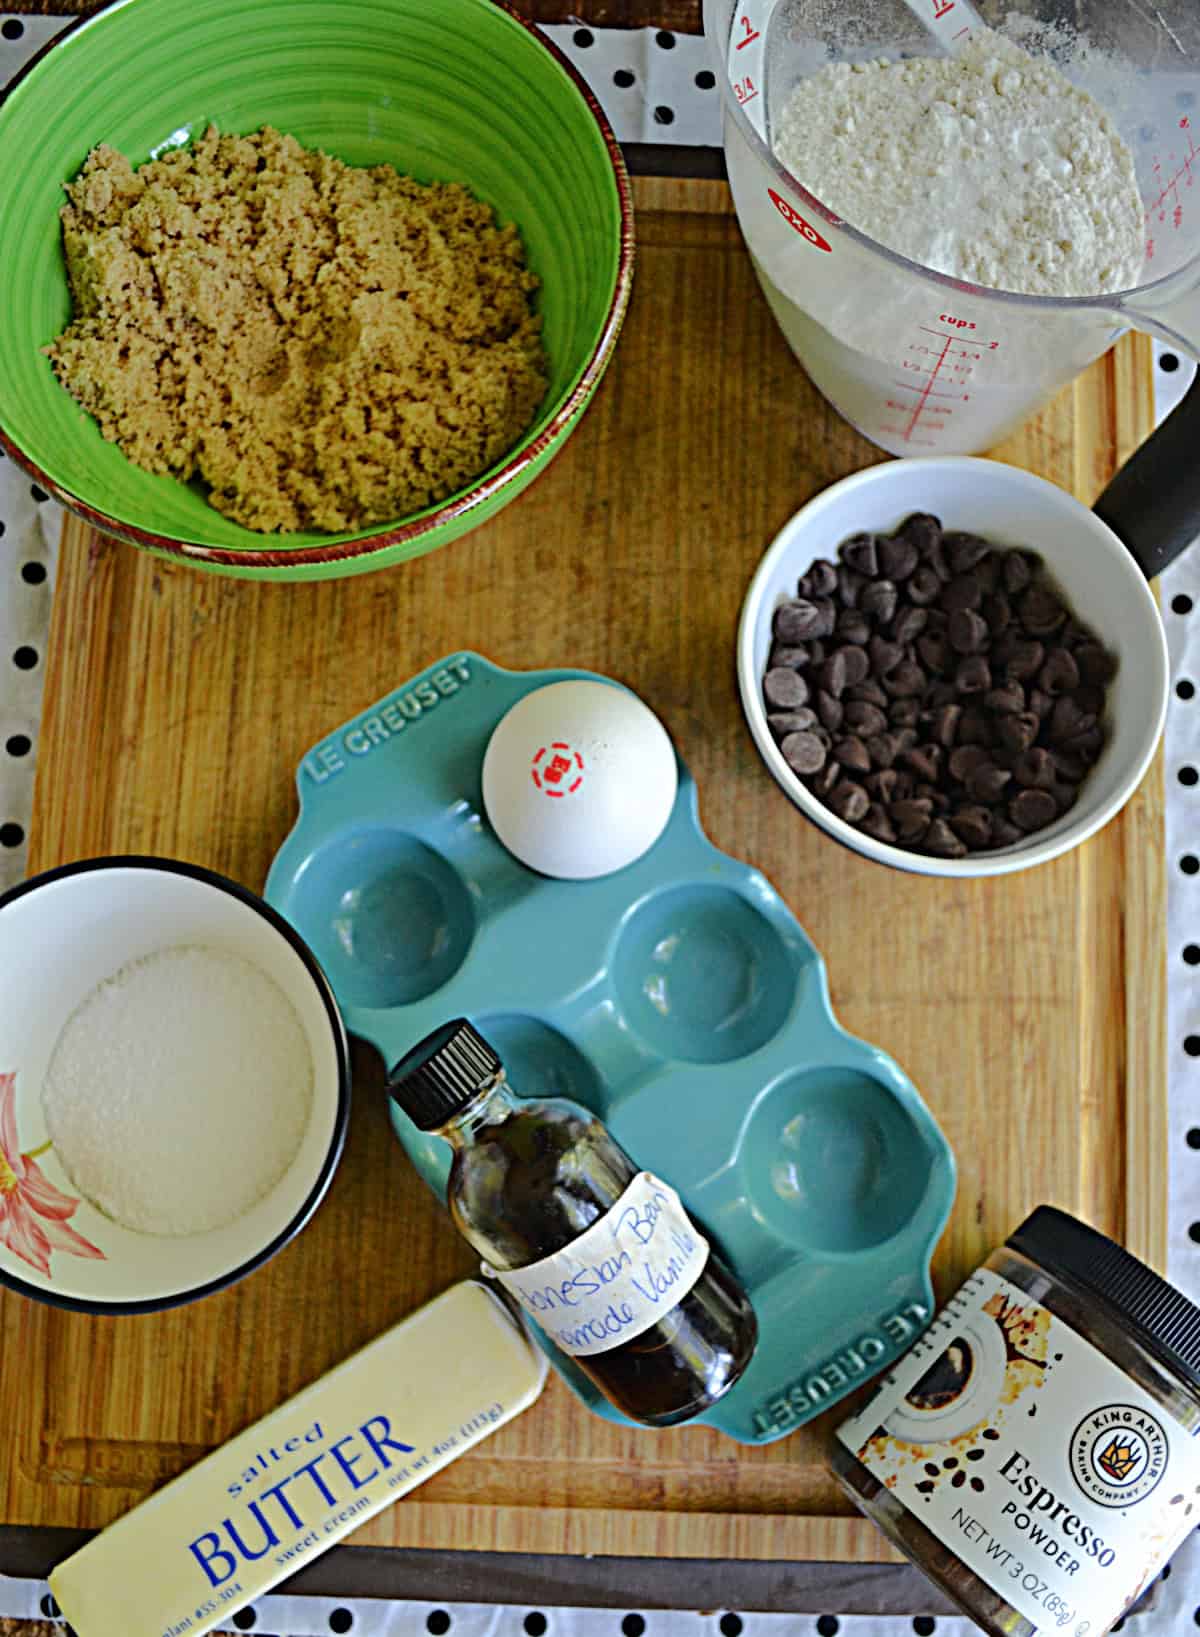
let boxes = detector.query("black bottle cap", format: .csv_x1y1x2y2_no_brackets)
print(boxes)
387,1018,502,1131
1009,1206,1200,1394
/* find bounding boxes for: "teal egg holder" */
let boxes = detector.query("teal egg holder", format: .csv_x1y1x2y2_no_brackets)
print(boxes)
264,653,956,1444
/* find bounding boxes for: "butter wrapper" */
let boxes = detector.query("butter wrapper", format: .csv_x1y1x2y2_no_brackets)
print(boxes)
51,1281,548,1637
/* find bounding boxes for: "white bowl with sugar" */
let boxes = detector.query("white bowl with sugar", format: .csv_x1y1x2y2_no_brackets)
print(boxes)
0,857,349,1311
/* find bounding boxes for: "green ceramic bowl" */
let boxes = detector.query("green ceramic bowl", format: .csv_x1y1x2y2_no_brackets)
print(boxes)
0,0,632,580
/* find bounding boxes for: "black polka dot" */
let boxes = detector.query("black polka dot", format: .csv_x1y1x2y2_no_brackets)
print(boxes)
614,68,635,88
1187,945,1200,965
524,1617,547,1637
656,30,676,48
1180,680,1196,700
13,646,37,670
1188,1128,1200,1148
1161,352,1182,373
913,1621,936,1636
622,1618,645,1637
1190,1222,1200,1244
1111,1620,1125,1633
720,1618,743,1637
1,17,24,39
1163,1564,1173,1580
427,1616,451,1637
5,734,30,757
573,27,593,47
1186,1036,1200,1056
1181,854,1199,875
653,105,675,125
40,1595,59,1619
30,483,48,502
1173,593,1193,614
817,1620,840,1637
0,823,24,848
232,1610,256,1631
1193,1603,1200,1625
328,1611,353,1634
21,560,46,585
1180,765,1199,786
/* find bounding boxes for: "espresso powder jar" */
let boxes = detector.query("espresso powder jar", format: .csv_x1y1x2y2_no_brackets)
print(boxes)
831,1207,1200,1636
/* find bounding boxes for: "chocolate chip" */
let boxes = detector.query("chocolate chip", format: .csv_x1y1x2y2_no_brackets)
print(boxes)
848,678,889,708
844,700,888,737
774,600,823,642
1001,550,1035,595
990,816,1024,848
1010,788,1058,831
955,654,992,693
860,803,897,843
1005,639,1045,681
833,735,872,773
837,565,865,609
836,645,871,687
902,744,942,783
816,690,844,733
870,636,905,676
996,711,1039,753
764,668,809,709
930,702,962,747
866,731,900,768
1076,643,1118,686
943,532,990,573
891,798,934,841
917,632,950,672
1073,684,1105,718
821,650,848,698
949,609,989,654
957,707,994,746
924,818,968,858
906,565,943,605
984,683,1024,716
899,513,943,554
810,760,840,798
769,643,810,669
943,574,983,613
860,580,899,624
768,709,818,736
1053,751,1089,783
867,768,901,803
807,640,827,665
840,533,878,577
981,591,1011,632
1028,687,1052,720
807,559,839,596
1038,648,1080,696
888,698,921,728
949,744,990,782
836,609,872,645
878,535,919,581
1013,747,1058,789
829,780,869,823
885,660,927,697
950,805,992,848
1049,696,1095,743
967,761,1012,802
1019,584,1066,635
781,731,827,774
892,605,928,646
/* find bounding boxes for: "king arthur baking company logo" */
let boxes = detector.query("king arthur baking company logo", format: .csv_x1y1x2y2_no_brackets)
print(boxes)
1070,1404,1168,1508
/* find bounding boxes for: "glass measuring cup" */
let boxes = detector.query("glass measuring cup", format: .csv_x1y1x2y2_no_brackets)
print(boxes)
712,0,1200,469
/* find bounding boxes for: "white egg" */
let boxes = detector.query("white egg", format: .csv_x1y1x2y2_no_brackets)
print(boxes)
481,680,679,880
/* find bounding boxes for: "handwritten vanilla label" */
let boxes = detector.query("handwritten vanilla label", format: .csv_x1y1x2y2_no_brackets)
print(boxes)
491,1172,710,1357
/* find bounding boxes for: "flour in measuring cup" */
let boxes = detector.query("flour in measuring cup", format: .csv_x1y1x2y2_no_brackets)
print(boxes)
772,28,1144,297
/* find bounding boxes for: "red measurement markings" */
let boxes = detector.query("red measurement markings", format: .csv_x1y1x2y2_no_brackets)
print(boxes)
932,0,954,15
1147,117,1197,226
734,75,759,105
734,12,760,48
886,325,1000,442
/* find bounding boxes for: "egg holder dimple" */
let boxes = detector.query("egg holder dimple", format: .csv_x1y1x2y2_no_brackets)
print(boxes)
264,653,956,1444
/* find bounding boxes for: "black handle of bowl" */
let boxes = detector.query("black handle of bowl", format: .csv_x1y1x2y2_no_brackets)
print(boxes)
1092,366,1200,581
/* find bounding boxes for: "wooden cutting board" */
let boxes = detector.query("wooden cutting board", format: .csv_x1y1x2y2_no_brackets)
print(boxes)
6,177,1164,1564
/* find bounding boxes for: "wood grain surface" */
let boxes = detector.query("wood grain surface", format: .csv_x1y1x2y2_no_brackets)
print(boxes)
6,176,1165,1564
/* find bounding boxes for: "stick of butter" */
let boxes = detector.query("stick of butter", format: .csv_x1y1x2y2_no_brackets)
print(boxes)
51,1281,548,1637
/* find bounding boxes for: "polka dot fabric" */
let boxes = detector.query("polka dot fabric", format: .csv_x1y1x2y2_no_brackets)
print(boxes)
2,15,1200,1637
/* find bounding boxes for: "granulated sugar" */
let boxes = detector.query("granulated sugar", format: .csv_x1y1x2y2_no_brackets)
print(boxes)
772,27,1144,297
42,945,313,1236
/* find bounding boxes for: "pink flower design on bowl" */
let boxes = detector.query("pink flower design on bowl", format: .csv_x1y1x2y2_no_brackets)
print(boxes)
0,1072,104,1277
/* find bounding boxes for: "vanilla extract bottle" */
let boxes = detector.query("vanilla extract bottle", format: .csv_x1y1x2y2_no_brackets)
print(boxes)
388,1019,758,1427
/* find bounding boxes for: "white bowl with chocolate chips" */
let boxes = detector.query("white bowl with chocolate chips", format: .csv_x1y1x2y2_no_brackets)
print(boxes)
737,457,1169,877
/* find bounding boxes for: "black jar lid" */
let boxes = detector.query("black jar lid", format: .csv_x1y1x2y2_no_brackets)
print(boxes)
1010,1206,1200,1394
